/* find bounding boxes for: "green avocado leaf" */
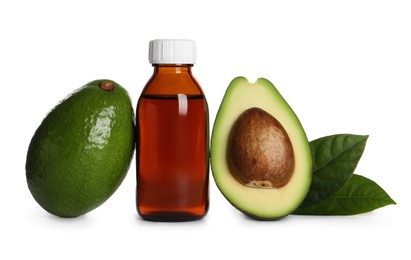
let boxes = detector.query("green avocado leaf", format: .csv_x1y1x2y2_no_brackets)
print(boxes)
299,134,368,207
293,174,396,215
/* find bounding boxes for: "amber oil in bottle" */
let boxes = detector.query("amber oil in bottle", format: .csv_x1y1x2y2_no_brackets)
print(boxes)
136,39,209,221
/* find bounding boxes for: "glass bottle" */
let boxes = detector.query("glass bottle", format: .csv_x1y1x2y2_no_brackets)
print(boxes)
136,39,209,221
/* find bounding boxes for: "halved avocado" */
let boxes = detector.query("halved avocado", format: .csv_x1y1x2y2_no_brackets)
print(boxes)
211,77,312,219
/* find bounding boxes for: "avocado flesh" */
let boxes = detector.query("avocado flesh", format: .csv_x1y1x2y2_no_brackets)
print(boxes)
26,80,134,217
211,77,312,219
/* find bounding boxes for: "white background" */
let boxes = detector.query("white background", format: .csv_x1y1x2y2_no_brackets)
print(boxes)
1,0,410,259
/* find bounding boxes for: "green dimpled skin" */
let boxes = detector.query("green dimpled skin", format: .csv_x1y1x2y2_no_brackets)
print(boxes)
26,80,134,217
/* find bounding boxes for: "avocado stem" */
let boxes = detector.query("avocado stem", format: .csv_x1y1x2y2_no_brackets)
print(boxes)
99,81,115,91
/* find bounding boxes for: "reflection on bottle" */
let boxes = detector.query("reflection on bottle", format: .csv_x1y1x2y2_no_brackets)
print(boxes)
178,94,188,116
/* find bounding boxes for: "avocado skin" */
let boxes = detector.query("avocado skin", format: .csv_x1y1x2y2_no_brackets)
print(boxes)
26,80,134,217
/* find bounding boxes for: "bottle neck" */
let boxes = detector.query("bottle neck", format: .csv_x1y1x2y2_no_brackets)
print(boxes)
152,64,193,74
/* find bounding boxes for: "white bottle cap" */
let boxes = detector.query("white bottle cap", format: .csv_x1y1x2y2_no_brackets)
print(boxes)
149,39,196,64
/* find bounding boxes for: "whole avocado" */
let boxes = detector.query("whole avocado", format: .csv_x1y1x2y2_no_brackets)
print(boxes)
26,80,134,217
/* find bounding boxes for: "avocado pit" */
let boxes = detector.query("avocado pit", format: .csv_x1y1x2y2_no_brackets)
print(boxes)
227,107,295,189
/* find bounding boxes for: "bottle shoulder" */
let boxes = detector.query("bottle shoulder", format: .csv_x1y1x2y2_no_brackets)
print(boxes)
142,67,205,95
